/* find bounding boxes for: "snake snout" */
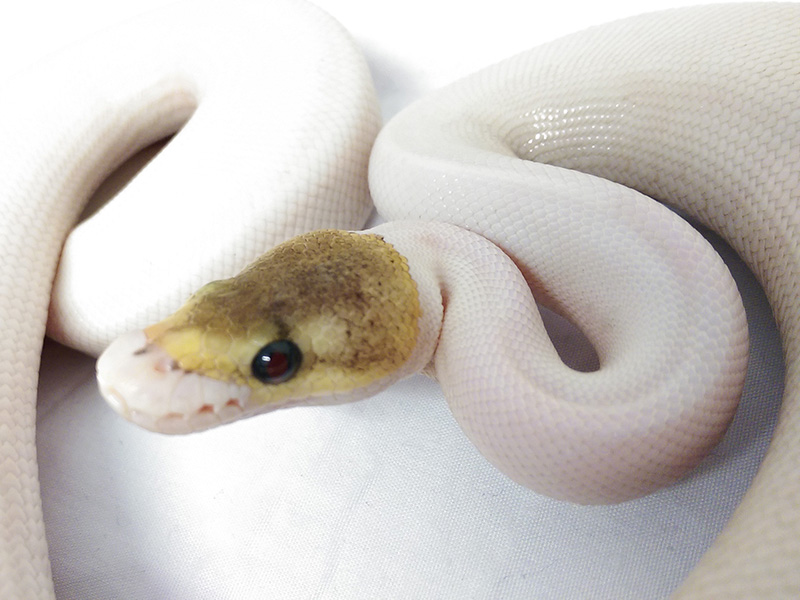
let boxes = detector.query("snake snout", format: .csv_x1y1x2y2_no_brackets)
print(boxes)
96,329,252,434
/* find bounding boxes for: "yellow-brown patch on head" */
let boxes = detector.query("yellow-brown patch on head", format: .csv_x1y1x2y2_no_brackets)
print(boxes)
144,230,420,405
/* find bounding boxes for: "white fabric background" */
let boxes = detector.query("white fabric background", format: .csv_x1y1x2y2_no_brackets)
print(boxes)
0,0,787,598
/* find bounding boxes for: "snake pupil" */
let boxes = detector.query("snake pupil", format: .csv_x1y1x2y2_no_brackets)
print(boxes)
251,340,302,384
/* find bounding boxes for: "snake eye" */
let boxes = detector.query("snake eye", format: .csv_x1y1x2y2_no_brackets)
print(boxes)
251,340,302,384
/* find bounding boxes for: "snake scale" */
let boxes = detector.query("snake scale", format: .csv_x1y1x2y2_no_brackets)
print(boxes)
1,1,798,597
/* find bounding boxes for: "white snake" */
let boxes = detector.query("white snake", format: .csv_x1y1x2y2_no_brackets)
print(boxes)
1,1,798,598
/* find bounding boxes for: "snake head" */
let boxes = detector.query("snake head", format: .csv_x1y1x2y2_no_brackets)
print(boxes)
96,230,420,433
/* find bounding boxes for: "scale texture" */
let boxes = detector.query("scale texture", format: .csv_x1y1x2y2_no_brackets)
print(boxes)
370,4,800,597
0,1,379,598
2,1,799,598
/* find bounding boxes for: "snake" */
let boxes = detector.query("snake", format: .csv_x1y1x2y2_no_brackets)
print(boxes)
0,0,798,598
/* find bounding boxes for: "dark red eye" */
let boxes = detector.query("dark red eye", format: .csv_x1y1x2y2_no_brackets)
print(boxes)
251,340,302,384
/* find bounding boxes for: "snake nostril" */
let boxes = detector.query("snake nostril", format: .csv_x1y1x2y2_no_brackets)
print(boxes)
154,356,179,374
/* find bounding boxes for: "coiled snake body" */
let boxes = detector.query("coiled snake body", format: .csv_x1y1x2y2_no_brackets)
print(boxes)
1,1,798,597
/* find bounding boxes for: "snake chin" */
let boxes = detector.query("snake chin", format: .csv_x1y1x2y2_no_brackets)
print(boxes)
96,330,253,434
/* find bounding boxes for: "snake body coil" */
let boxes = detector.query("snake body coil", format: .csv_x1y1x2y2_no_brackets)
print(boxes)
0,2,379,597
1,1,799,598
371,4,800,595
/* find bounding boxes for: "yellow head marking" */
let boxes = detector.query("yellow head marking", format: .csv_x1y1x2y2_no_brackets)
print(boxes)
144,230,421,405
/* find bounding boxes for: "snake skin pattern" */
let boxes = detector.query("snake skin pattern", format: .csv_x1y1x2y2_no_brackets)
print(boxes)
1,1,799,598
370,4,800,596
0,1,378,597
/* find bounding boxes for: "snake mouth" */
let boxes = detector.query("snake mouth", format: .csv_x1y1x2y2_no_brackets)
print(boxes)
96,330,252,434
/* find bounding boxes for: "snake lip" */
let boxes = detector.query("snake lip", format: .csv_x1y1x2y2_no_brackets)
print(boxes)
96,380,130,416
96,329,251,434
